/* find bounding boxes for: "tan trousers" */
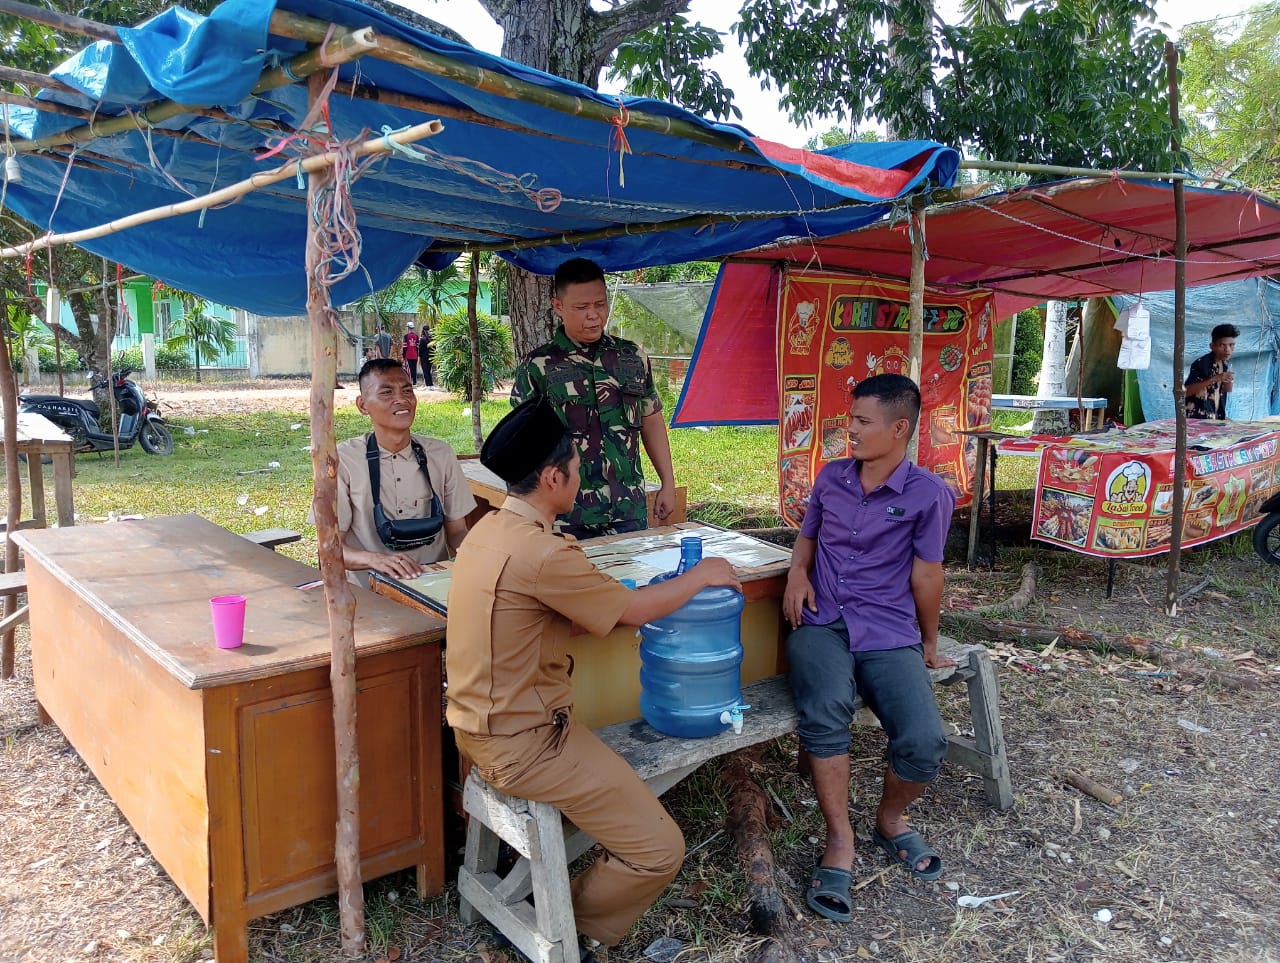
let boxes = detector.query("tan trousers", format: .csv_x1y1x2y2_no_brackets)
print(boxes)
456,719,685,945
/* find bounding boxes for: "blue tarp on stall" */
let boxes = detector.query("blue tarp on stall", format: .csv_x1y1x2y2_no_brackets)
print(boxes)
1,0,959,315
1117,278,1280,422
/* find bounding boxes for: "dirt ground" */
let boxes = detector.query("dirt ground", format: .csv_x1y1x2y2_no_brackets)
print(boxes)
140,377,456,419
2,383,1279,963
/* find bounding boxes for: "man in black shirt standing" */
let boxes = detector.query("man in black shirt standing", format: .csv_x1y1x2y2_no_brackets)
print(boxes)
1184,323,1238,420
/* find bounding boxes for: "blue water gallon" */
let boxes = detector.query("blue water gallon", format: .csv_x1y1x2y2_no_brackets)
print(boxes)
639,583,745,738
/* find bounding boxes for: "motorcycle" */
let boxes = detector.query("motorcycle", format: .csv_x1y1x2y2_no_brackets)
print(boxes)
19,367,173,456
1254,492,1280,566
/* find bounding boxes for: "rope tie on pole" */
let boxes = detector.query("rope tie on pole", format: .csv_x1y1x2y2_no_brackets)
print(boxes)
608,100,632,189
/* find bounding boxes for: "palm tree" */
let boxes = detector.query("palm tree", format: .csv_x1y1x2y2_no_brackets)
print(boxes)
156,286,237,382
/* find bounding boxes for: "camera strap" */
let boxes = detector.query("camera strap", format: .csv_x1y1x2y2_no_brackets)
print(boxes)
365,433,444,544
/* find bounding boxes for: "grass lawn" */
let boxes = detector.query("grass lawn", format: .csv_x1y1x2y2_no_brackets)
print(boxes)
43,392,783,564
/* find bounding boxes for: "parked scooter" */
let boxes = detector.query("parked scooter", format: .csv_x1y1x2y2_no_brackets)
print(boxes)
1254,493,1280,566
19,367,173,456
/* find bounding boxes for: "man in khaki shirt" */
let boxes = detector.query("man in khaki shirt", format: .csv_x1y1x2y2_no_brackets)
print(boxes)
335,359,476,581
446,395,741,953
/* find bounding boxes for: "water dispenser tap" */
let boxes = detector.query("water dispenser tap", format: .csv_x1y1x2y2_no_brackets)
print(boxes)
719,704,751,735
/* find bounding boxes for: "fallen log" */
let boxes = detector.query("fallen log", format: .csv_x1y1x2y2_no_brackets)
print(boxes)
973,562,1040,615
940,613,1262,690
725,747,801,963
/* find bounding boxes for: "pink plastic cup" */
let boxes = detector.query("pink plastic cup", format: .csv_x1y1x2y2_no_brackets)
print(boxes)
210,595,247,649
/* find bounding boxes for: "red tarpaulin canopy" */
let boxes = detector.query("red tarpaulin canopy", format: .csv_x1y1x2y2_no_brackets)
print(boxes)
673,177,1280,426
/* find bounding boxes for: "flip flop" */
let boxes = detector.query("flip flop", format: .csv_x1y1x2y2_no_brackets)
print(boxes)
805,864,853,922
872,828,944,881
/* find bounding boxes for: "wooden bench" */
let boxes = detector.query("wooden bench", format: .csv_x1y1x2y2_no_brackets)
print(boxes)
0,570,31,679
241,528,302,551
457,638,1010,963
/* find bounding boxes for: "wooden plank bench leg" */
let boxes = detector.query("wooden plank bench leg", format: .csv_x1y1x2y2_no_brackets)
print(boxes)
458,773,578,963
944,649,1013,811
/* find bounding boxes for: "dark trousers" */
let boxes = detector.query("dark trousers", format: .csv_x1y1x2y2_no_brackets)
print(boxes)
406,358,419,384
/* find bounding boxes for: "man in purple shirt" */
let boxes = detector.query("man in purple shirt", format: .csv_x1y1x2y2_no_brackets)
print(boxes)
783,373,957,922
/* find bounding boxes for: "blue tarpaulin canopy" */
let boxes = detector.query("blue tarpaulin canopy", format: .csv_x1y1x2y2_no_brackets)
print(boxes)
2,0,960,315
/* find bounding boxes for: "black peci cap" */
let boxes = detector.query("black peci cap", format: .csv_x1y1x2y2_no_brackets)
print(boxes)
481,395,567,483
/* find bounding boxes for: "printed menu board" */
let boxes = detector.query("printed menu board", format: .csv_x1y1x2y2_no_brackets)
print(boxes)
777,271,995,525
999,419,1280,557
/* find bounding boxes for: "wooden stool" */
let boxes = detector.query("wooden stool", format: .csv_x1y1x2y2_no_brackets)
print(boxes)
457,774,584,963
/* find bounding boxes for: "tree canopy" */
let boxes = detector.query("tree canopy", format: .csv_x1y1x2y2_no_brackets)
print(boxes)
1180,2,1280,194
734,0,1180,171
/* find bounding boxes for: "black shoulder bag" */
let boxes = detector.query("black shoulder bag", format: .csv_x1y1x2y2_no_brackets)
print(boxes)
366,433,445,550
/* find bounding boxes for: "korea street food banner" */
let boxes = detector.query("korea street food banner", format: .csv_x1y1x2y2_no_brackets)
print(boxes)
997,418,1280,558
777,271,994,525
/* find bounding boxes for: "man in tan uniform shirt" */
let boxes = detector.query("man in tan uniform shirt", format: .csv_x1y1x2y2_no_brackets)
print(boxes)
446,395,741,952
335,359,476,581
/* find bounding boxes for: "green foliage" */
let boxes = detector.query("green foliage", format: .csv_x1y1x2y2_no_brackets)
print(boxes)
431,309,515,400
606,16,742,121
735,0,1180,171
1011,307,1044,396
802,126,882,150
155,345,192,370
38,344,84,372
1181,2,1280,193
623,262,719,284
3,308,51,364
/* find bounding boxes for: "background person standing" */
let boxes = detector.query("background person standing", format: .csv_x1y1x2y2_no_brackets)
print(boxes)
403,321,421,385
1184,323,1238,420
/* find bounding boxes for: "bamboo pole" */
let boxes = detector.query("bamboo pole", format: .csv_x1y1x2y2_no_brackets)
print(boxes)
0,121,442,259
1166,42,1188,616
0,297,22,680
430,200,873,256
0,90,95,121
960,158,1188,182
10,26,379,155
0,64,77,95
0,0,120,43
907,195,926,462
267,8,760,156
303,72,365,956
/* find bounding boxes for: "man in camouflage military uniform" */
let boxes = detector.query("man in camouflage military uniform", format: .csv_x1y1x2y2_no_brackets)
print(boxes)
511,258,676,540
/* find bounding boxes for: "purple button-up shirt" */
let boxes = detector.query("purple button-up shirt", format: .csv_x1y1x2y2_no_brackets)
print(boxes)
799,456,955,652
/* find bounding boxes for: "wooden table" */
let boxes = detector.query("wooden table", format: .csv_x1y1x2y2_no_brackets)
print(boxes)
14,515,448,963
372,520,791,730
992,394,1108,431
458,456,688,529
956,429,1022,567
1,411,75,529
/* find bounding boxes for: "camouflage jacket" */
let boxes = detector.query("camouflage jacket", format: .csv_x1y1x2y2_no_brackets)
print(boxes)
511,326,661,536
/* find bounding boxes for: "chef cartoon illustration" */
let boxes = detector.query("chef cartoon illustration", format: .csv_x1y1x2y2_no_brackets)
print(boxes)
788,300,819,354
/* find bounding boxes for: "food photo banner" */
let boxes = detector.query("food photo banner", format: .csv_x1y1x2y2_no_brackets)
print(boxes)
777,272,994,526
998,419,1280,558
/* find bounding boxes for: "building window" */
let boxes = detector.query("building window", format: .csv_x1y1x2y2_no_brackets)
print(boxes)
157,301,173,340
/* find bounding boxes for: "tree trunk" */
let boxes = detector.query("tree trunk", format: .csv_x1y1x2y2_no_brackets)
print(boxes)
483,0,688,358
1032,300,1069,433
724,748,801,963
468,256,484,450
1064,298,1123,415
507,270,556,362
493,0,598,359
